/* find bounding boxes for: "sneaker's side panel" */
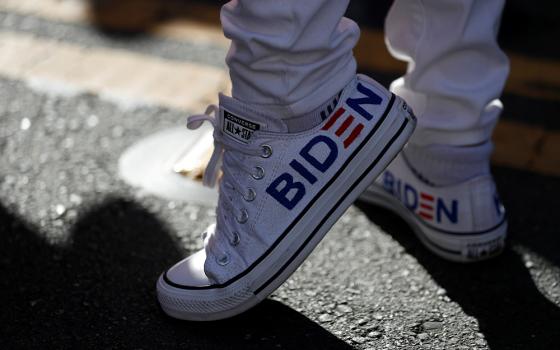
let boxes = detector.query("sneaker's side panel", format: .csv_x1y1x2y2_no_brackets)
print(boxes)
360,165,507,263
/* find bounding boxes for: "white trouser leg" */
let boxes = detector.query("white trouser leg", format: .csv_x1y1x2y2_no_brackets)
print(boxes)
221,0,359,118
385,0,510,146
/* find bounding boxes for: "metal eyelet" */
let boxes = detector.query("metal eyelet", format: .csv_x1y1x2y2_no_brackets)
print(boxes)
252,166,265,180
230,232,240,246
236,209,249,224
261,144,273,158
244,188,256,202
217,253,230,266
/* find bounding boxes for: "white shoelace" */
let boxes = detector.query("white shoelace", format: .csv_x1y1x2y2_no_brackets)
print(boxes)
187,105,270,265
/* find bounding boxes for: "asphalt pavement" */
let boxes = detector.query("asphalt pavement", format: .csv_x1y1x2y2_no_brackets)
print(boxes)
1,2,560,349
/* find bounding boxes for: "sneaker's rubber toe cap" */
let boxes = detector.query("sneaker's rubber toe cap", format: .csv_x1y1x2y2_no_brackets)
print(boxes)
164,249,211,288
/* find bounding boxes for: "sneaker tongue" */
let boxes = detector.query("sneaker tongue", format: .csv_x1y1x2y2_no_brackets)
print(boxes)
219,94,288,144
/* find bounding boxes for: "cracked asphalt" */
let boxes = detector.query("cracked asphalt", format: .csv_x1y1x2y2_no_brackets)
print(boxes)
1,3,560,349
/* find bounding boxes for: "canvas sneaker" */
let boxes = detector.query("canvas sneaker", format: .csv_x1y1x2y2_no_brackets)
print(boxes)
156,74,416,321
360,151,507,262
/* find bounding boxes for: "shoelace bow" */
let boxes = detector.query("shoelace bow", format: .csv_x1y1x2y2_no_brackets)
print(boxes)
187,105,265,261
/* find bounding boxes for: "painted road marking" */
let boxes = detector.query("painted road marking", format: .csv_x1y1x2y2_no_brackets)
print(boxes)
0,31,228,111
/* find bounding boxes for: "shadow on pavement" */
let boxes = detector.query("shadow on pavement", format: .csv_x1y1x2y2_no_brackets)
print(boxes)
356,166,560,350
493,167,560,268
0,198,351,350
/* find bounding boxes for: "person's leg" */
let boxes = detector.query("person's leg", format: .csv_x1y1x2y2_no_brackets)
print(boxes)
385,0,509,185
386,0,509,148
360,0,508,262
157,0,417,320
222,0,359,121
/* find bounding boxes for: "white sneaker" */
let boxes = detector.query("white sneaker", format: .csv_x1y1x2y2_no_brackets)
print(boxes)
156,75,416,321
360,152,507,262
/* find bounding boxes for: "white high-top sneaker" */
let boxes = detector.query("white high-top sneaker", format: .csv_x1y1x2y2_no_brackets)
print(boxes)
360,152,507,263
157,75,416,321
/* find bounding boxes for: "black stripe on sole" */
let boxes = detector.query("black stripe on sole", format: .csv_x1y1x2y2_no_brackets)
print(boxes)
417,214,508,237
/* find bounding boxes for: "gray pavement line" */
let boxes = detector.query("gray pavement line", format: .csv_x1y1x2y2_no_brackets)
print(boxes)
0,31,228,112
0,10,227,69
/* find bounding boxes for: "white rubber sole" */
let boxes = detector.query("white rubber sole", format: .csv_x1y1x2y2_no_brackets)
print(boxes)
157,95,416,321
359,185,507,263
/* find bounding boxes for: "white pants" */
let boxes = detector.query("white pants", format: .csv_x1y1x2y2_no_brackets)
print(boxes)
221,0,510,146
